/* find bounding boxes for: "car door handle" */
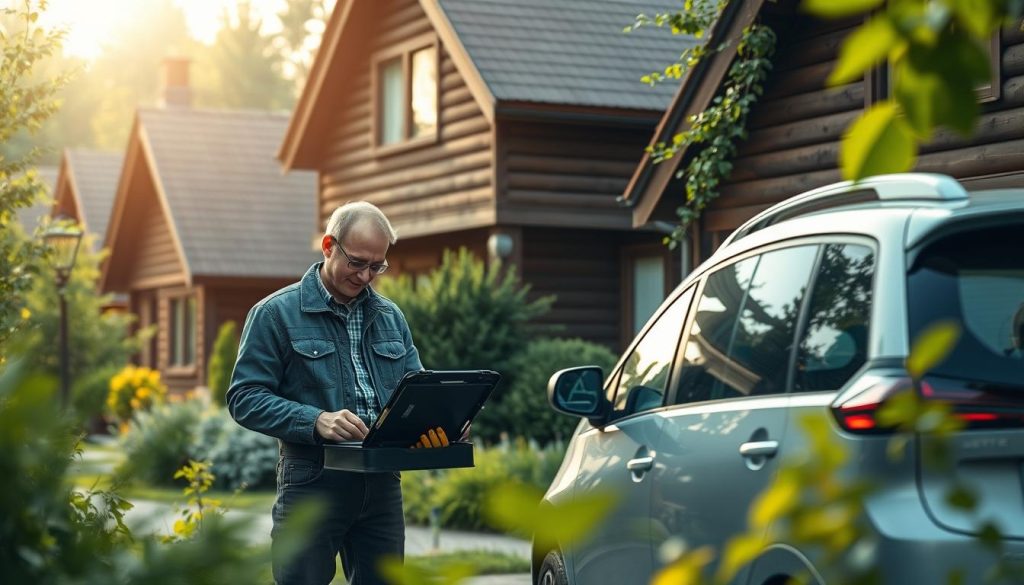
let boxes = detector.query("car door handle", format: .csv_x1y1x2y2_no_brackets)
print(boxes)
739,440,779,458
626,456,654,472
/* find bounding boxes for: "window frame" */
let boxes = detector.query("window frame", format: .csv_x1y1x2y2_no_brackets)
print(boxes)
604,283,697,422
665,237,860,407
370,33,440,156
167,294,197,373
866,30,1002,106
620,242,675,349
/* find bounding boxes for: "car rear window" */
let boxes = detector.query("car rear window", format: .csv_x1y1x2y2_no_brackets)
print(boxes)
907,223,1024,387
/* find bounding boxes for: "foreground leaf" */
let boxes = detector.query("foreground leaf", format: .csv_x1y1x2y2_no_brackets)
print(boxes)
906,321,960,379
840,102,917,181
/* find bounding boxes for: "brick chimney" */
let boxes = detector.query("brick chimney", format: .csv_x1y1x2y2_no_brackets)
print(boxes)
159,56,192,109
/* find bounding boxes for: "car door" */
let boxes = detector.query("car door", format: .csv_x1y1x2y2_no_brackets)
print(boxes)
566,286,696,585
647,244,820,583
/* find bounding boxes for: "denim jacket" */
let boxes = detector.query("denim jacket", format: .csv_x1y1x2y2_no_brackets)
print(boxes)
227,263,423,445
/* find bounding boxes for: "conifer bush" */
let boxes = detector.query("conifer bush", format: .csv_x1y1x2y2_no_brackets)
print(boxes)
495,338,618,445
207,320,239,406
375,247,554,443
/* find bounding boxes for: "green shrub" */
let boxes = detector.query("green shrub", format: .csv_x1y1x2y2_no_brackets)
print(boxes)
207,321,238,406
376,248,553,443
118,400,204,486
402,441,566,532
73,364,119,420
191,408,277,491
492,338,618,445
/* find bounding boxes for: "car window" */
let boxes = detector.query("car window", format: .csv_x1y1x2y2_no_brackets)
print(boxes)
611,287,695,417
794,243,875,392
674,245,818,404
907,223,1023,388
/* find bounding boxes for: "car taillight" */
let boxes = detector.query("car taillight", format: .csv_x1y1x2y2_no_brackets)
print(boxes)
832,374,1024,433
831,374,912,434
919,376,1024,429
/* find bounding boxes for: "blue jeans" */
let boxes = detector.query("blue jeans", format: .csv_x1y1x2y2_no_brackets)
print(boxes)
271,456,404,585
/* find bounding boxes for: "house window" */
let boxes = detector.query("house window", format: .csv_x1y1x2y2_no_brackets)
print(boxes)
867,31,1001,105
374,36,438,150
622,245,672,348
169,296,196,367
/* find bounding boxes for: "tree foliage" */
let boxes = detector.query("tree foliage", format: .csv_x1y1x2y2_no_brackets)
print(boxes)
804,0,1024,180
0,0,68,354
194,2,293,110
16,234,142,388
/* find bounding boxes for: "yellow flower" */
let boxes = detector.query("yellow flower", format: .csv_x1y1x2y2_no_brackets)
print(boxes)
136,387,151,400
20,307,30,320
129,398,140,410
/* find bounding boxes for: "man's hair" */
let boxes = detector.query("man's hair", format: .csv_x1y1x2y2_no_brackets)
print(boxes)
325,201,397,245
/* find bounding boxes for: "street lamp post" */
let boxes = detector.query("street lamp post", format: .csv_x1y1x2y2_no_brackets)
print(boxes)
42,217,83,408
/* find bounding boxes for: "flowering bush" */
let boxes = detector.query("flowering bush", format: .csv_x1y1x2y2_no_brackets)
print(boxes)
106,366,167,426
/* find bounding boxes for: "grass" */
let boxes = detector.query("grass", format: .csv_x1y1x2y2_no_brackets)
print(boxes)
408,550,531,575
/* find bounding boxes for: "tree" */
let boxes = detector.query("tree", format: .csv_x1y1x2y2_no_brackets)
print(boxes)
87,0,192,149
274,0,330,90
14,234,144,414
194,1,292,110
804,0,1024,181
207,320,239,406
0,0,69,355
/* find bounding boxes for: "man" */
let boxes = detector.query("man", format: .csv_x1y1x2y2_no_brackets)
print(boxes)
227,201,423,585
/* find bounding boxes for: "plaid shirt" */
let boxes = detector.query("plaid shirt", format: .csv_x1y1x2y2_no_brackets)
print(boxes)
315,269,380,422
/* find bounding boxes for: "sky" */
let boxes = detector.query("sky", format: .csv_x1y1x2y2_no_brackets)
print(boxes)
38,0,289,60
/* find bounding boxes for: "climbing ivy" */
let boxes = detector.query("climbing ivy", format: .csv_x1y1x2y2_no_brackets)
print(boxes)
645,24,776,248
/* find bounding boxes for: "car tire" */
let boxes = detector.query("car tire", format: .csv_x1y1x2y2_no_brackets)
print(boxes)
537,550,568,585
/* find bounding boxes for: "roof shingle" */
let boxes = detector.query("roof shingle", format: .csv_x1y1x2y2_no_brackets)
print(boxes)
138,108,320,280
437,0,695,110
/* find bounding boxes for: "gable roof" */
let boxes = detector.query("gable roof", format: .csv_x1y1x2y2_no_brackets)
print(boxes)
438,0,688,110
54,149,122,245
621,0,765,227
104,107,319,288
280,0,694,170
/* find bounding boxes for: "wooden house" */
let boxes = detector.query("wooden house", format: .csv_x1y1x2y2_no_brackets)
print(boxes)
51,148,127,311
52,149,123,249
100,105,319,393
278,0,697,350
622,0,1024,267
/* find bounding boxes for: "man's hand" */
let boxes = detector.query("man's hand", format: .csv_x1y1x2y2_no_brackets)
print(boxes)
411,426,449,448
316,409,369,442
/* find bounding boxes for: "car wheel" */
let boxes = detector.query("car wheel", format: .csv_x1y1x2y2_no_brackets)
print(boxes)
537,550,568,585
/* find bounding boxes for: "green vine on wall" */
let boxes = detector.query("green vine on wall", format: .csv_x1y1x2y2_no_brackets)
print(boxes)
646,24,776,248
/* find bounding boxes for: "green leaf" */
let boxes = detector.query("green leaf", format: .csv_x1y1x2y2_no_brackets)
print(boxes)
651,546,714,585
750,472,800,528
829,17,900,86
949,0,999,38
839,101,917,181
892,59,942,139
945,483,978,511
802,0,883,18
906,321,961,379
484,482,618,552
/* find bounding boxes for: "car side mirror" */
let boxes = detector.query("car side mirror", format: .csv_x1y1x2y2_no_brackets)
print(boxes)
547,366,608,424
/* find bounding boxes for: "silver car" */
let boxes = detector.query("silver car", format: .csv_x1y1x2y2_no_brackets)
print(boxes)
535,173,1024,585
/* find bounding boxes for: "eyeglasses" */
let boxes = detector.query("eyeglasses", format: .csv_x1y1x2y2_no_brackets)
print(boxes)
333,238,389,274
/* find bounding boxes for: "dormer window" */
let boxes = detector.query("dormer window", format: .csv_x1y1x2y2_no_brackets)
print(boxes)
374,35,439,152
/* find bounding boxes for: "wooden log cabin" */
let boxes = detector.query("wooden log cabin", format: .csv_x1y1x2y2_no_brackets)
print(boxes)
99,79,319,393
278,0,698,350
623,0,1024,266
51,148,128,311
52,148,123,251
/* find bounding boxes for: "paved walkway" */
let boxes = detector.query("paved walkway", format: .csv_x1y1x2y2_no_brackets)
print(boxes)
125,497,531,584
81,438,531,584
